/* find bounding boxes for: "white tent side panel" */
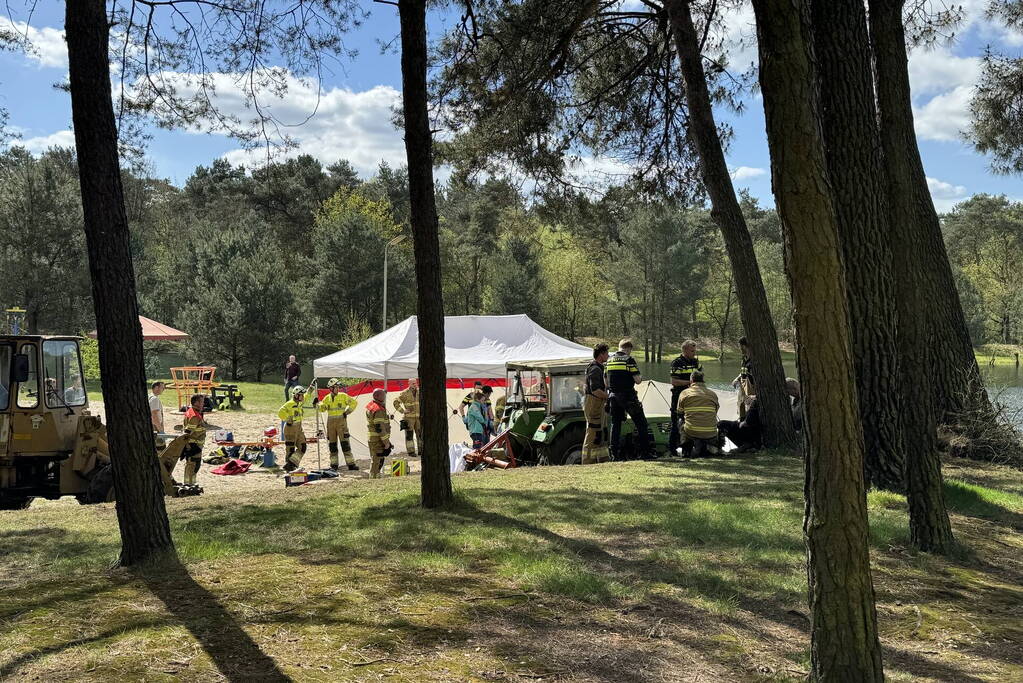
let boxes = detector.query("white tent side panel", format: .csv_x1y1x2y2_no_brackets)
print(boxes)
312,315,590,380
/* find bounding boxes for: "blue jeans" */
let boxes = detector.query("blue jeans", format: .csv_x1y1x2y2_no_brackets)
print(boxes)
284,379,298,400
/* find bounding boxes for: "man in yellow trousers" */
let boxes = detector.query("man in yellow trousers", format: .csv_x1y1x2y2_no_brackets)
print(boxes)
366,388,392,478
317,378,359,471
392,378,422,457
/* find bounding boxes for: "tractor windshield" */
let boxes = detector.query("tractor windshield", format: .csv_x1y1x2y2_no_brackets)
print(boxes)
43,340,87,407
0,345,9,410
549,374,585,412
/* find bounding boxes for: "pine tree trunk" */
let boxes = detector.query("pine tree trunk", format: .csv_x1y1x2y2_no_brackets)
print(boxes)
867,0,989,422
810,0,905,491
398,0,453,508
750,0,884,678
65,0,175,566
665,0,797,449
868,0,954,553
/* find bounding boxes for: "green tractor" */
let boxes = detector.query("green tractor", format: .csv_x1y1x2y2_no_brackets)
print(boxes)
470,359,671,469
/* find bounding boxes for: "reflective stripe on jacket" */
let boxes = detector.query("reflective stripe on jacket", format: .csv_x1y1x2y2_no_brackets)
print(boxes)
319,391,357,418
678,383,720,438
366,401,391,437
278,398,305,424
183,407,206,444
393,387,421,418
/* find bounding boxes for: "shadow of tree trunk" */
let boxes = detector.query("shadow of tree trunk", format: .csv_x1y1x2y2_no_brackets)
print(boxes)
136,557,290,682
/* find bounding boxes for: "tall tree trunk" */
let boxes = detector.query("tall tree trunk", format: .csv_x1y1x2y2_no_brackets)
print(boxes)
665,0,797,448
810,0,905,492
750,0,884,678
398,0,453,508
867,0,989,422
65,0,175,566
868,0,954,552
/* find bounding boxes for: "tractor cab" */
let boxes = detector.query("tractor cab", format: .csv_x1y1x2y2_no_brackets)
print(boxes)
0,335,197,510
471,358,668,470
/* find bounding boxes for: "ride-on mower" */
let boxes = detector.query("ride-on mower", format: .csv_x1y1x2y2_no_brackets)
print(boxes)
464,359,671,470
0,335,199,510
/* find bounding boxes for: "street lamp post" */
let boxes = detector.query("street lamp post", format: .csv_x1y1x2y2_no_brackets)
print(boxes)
382,234,407,397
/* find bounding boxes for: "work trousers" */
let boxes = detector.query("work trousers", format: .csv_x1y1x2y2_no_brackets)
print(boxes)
668,387,683,452
283,423,307,470
326,416,357,469
368,435,391,478
737,377,754,420
582,394,609,464
609,392,650,459
180,442,203,485
401,416,423,456
681,433,721,458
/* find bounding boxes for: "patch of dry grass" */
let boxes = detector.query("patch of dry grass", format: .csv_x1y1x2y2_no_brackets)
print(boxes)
2,455,1022,681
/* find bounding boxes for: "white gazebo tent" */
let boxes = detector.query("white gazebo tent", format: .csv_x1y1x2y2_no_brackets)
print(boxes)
313,314,591,383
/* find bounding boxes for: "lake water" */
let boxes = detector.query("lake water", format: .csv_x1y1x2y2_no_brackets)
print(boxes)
639,359,1023,429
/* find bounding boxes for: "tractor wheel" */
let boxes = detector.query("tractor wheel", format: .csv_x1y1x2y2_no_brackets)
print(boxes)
83,464,115,504
0,496,34,510
548,424,585,466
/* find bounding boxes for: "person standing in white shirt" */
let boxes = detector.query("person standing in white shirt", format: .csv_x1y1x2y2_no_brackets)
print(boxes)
149,381,165,433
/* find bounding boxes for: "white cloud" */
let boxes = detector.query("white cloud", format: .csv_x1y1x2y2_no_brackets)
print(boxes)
20,129,75,153
908,48,980,96
730,165,765,180
155,72,406,176
913,85,973,141
926,175,968,211
0,17,67,69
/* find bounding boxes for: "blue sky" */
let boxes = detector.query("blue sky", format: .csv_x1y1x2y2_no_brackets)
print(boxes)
1,1,1019,211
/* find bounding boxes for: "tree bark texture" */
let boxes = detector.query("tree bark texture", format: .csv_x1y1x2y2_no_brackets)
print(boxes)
398,0,453,508
810,0,905,492
868,0,990,422
665,0,797,449
868,0,955,553
751,0,884,679
65,0,175,566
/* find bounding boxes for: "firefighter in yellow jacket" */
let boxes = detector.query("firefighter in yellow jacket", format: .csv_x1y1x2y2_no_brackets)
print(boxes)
677,371,721,458
366,388,392,478
279,385,310,472
317,378,359,471
392,378,422,456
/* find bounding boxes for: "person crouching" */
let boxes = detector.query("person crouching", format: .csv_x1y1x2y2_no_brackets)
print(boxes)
366,388,393,478
678,371,721,458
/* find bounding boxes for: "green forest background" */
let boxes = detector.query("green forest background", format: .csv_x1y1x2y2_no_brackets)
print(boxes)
3,146,1021,381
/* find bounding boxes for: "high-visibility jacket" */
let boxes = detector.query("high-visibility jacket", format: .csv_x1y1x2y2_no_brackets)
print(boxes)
606,351,641,395
393,387,421,418
366,401,391,438
670,355,702,384
678,383,720,439
183,407,207,445
278,398,305,425
318,391,357,418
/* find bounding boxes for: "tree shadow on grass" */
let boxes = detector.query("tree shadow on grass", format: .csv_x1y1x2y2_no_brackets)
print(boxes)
135,556,291,682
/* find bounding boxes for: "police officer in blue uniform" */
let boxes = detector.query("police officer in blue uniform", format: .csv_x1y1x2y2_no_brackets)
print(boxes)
606,339,652,459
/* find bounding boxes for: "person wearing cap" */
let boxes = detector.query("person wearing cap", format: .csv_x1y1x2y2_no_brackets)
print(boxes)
278,384,310,472
366,388,393,478
392,378,423,457
317,378,359,470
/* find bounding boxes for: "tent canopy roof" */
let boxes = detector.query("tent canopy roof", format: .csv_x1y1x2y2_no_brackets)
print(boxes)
313,315,590,380
88,315,189,341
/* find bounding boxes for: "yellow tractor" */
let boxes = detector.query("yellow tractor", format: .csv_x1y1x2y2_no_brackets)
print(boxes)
0,335,198,510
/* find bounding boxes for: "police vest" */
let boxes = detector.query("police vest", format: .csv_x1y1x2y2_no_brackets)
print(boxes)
605,352,640,394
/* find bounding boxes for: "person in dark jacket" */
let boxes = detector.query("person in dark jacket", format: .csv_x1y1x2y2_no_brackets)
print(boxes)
717,396,762,453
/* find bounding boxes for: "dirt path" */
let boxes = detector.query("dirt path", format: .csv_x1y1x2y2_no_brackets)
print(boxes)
33,383,739,504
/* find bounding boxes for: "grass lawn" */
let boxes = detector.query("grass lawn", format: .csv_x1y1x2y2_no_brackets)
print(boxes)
2,454,1021,682
88,379,292,413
